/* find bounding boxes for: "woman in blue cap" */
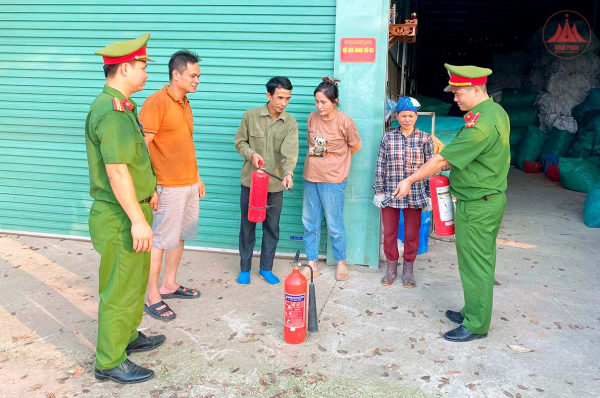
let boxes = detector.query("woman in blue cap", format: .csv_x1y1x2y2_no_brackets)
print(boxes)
373,97,434,288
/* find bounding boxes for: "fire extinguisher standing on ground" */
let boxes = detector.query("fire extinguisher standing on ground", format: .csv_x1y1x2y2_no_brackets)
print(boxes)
283,254,307,344
429,175,455,236
248,160,269,223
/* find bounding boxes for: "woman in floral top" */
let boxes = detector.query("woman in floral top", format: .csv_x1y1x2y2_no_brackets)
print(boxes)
373,97,434,288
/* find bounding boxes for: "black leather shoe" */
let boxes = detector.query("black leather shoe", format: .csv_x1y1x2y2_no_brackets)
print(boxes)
445,310,464,324
443,326,487,342
95,359,154,384
126,332,166,354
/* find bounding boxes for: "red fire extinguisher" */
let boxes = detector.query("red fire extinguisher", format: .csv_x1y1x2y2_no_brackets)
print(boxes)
248,160,269,223
284,264,307,344
429,175,455,236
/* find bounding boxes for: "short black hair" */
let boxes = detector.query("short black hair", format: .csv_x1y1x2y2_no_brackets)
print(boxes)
103,60,137,78
169,50,200,80
266,76,293,95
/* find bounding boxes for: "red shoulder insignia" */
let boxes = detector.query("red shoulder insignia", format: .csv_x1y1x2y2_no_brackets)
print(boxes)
112,97,125,112
465,112,481,128
122,98,133,111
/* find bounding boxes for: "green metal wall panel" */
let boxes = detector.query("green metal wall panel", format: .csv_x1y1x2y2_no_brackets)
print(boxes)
0,1,335,255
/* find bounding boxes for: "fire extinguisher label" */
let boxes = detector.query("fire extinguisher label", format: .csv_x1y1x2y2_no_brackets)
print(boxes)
284,293,306,329
436,186,455,223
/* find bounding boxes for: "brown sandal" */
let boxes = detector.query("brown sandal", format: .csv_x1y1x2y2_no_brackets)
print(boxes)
335,263,349,281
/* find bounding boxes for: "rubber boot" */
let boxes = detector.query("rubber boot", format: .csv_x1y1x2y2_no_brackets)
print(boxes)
381,260,398,286
402,260,416,288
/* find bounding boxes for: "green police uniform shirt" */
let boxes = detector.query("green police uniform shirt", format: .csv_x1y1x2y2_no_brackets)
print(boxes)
85,85,156,204
439,97,510,201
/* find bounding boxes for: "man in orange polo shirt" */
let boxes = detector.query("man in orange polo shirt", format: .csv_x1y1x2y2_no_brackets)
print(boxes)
139,50,205,321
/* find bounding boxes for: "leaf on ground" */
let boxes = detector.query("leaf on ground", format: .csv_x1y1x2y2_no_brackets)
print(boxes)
517,385,528,390
364,351,374,358
383,372,389,377
554,322,562,329
536,388,544,392
258,385,266,393
434,360,445,364
321,375,329,382
530,319,539,325
67,366,85,377
311,353,317,363
418,350,425,355
494,280,502,285
466,383,477,391
239,333,258,343
373,348,382,355
503,391,514,398
12,331,37,343
391,306,398,310
569,324,584,330
318,345,327,352
228,332,237,340
508,345,535,353
306,376,318,384
365,309,373,316
501,317,509,321
28,385,42,392
446,370,460,375
420,375,430,382
407,310,416,317
268,373,277,384
337,350,348,355
381,348,394,353
231,367,240,373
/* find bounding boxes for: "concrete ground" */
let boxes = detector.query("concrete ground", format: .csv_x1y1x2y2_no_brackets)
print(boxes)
1,168,599,398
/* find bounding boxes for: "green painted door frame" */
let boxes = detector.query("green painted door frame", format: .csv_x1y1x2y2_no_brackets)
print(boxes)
328,0,389,267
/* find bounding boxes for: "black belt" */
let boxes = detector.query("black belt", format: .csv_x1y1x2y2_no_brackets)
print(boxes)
140,195,153,203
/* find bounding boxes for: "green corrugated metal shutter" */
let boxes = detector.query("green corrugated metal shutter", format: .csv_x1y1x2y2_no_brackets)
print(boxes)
0,1,335,255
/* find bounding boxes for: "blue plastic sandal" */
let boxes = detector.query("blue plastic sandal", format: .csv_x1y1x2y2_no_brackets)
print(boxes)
237,271,251,286
259,270,280,286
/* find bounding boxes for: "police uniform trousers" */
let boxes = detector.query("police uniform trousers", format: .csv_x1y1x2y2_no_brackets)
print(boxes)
454,193,506,334
89,200,153,369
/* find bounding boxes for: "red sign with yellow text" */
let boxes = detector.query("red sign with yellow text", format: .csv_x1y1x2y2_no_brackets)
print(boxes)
340,38,376,62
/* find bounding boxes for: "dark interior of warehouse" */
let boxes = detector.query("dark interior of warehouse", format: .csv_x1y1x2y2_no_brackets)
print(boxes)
388,0,600,227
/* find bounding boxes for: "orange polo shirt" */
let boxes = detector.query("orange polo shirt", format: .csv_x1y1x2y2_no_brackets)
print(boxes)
139,85,199,187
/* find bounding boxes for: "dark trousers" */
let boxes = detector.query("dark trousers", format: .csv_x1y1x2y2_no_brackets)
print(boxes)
382,207,422,263
239,185,283,272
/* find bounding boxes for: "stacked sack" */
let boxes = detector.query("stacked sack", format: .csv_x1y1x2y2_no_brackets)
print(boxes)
411,94,451,116
528,21,600,134
488,51,531,103
499,88,541,168
570,89,600,166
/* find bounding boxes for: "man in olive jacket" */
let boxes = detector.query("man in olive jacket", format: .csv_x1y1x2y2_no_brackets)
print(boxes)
234,76,298,286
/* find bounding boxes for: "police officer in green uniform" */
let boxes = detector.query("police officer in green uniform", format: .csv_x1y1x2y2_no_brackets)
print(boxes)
86,33,166,383
394,64,510,342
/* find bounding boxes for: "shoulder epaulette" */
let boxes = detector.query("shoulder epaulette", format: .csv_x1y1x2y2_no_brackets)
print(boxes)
464,111,481,128
112,97,125,112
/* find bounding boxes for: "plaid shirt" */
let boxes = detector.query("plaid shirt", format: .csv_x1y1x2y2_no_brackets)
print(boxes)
373,127,435,209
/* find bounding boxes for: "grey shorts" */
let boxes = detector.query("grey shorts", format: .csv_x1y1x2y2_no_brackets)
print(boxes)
152,183,200,249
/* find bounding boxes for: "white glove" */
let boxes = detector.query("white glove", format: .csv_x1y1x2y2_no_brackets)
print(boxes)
373,194,386,209
423,197,432,213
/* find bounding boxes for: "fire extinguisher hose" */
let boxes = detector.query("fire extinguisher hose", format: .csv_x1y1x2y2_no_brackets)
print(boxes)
258,168,293,193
